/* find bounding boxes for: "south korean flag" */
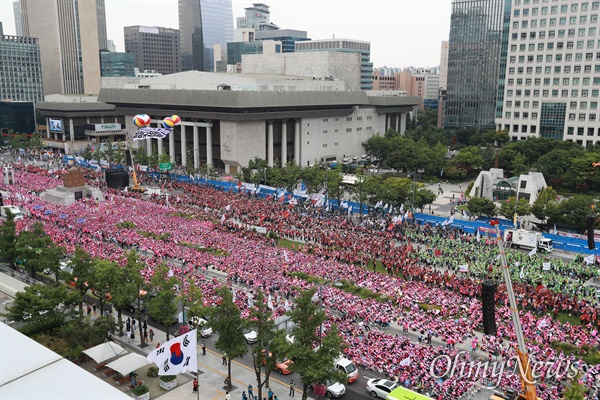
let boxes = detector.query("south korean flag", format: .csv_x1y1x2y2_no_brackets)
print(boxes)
147,329,197,375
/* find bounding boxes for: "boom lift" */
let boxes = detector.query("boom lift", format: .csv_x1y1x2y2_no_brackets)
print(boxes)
489,220,539,400
127,149,145,193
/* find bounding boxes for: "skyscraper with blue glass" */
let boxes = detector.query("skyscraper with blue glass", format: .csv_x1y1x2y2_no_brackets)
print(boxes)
444,0,511,130
179,0,233,72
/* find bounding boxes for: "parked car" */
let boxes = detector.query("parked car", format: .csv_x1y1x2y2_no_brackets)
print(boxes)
243,328,258,344
261,350,293,374
311,380,346,398
366,378,398,398
188,316,213,337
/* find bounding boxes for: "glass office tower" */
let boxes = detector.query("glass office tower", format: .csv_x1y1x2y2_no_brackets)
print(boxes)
444,0,511,130
180,0,233,71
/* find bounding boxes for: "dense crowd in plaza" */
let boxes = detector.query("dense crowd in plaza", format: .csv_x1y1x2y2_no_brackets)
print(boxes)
1,162,599,399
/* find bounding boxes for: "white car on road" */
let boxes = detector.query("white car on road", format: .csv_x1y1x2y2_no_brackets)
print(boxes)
365,379,398,398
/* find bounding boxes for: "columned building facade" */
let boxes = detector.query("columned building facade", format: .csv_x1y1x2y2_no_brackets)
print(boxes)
98,89,420,173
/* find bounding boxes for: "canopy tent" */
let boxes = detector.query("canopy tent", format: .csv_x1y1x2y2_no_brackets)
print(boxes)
1,322,130,400
106,353,149,376
83,341,127,364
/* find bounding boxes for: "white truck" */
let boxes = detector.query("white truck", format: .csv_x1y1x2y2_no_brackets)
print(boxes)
503,229,553,253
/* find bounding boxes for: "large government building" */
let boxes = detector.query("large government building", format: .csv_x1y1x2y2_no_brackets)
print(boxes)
37,87,420,174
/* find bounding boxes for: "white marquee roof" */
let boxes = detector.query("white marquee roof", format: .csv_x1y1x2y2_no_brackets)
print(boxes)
0,322,130,400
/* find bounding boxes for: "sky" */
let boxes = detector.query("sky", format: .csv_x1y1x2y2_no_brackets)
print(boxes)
0,0,451,68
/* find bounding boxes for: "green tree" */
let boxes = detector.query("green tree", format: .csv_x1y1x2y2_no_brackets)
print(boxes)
324,166,344,207
0,209,18,266
80,146,93,161
246,290,275,400
414,188,437,212
299,165,324,194
497,196,532,220
15,222,64,278
511,153,529,176
209,286,248,390
466,197,497,218
561,374,586,400
67,246,94,316
110,250,142,338
364,134,390,167
558,195,596,233
351,169,368,216
451,146,484,177
148,263,178,341
2,284,81,333
90,259,121,316
530,187,560,231
285,288,347,400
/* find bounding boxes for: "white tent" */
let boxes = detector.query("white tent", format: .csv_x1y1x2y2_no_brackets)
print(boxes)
0,322,130,400
105,353,149,376
83,341,127,364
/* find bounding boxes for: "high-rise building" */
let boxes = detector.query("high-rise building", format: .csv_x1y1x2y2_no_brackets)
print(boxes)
255,29,310,53
439,41,449,88
396,68,440,101
295,39,373,90
19,0,105,95
0,22,44,102
237,3,278,31
106,39,117,53
96,0,108,51
124,26,181,75
100,52,135,77
495,0,600,146
444,0,510,130
179,0,234,72
13,1,22,36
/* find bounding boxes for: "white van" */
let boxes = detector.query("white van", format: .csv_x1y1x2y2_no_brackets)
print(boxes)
1,205,24,221
334,357,359,383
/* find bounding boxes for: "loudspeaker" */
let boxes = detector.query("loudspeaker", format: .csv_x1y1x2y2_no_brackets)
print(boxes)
125,150,132,167
105,170,130,189
74,191,83,200
481,280,497,336
587,215,596,251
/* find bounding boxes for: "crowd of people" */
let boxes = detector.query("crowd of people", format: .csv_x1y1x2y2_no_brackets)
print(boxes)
1,162,599,399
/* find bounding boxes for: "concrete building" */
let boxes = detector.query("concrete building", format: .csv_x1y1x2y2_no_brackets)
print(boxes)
237,3,279,31
100,52,135,77
470,168,547,205
114,70,347,92
495,0,600,147
254,29,310,53
106,39,117,53
444,0,509,130
242,52,362,91
92,89,420,173
179,0,234,72
372,71,396,91
37,95,127,154
0,24,44,102
396,68,440,101
19,0,105,95
295,39,373,90
124,26,181,75
13,1,22,36
439,41,449,88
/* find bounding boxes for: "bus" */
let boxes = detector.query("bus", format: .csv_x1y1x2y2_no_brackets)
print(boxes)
387,387,434,400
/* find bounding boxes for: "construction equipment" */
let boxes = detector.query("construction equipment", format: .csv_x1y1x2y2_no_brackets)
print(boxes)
127,149,145,193
490,220,539,400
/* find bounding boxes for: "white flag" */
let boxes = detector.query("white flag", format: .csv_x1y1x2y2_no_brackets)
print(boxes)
220,214,226,224
553,224,558,235
528,247,537,257
225,204,231,211
584,254,595,265
519,267,524,279
459,264,469,272
167,268,174,278
543,262,551,271
283,250,289,262
399,357,411,366
476,229,481,242
462,209,468,218
284,299,291,311
267,294,274,310
147,329,197,375
399,203,404,213
384,203,389,210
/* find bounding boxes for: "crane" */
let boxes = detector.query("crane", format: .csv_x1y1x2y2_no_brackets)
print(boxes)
127,148,145,193
489,220,539,400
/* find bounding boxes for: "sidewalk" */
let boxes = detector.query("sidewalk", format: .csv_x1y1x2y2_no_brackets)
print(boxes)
0,270,298,400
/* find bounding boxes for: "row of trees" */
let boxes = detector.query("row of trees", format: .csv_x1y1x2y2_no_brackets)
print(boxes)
464,187,597,233
241,157,437,213
365,121,600,195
